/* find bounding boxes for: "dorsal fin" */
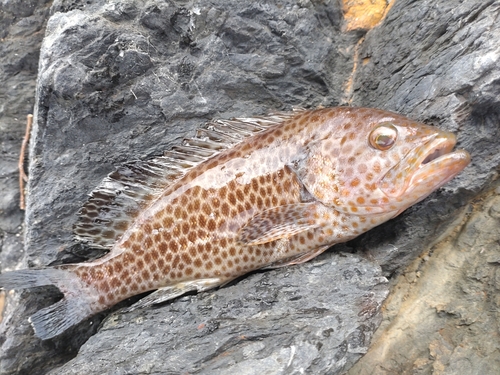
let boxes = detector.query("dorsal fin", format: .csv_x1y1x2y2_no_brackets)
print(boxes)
73,110,303,249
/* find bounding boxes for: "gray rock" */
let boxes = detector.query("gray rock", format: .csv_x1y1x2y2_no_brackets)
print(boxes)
0,0,498,374
0,0,51,268
346,1,500,373
0,1,52,374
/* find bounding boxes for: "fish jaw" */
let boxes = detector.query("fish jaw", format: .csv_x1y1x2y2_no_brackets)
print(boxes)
403,146,471,206
379,130,471,209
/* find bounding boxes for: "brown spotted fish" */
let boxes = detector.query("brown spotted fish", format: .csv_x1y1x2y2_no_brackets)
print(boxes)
0,107,470,339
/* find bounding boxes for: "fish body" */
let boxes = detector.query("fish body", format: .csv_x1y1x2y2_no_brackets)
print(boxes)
0,107,470,339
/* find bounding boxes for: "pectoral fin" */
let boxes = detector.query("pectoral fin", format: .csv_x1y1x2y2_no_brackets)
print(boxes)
124,278,225,312
238,202,320,246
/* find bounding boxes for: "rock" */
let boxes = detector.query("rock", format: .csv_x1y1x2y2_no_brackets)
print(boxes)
0,0,51,274
0,1,52,374
0,0,499,374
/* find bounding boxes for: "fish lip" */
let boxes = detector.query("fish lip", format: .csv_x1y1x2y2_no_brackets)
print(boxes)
405,132,470,195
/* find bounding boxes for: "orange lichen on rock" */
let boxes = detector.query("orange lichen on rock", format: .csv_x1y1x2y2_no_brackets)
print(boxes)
342,0,395,31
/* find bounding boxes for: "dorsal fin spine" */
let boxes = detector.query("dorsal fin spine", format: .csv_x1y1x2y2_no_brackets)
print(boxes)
73,110,300,250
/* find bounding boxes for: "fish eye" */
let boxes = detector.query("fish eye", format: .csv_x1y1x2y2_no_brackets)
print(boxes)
369,123,398,151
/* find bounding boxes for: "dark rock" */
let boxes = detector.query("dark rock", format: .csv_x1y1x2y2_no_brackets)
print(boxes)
0,0,498,374
346,1,500,373
0,2,52,375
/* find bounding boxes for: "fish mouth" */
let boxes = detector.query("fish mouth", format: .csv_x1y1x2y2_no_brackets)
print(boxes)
421,142,454,165
419,133,457,168
401,131,470,201
379,130,470,204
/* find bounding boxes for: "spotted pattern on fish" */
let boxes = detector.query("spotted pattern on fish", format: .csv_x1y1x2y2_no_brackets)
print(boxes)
0,107,470,339
73,165,305,308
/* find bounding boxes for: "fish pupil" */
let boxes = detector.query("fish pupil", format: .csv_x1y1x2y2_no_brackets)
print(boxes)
376,134,394,149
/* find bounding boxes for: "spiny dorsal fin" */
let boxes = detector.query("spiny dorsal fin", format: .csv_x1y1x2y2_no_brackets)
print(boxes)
73,110,303,249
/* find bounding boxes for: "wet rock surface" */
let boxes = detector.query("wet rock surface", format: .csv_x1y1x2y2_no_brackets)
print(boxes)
0,0,499,374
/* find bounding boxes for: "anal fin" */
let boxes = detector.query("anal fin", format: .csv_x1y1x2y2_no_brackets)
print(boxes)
238,202,320,246
263,245,330,269
124,278,225,312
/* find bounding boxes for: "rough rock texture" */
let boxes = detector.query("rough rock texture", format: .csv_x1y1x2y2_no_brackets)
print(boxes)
0,0,499,374
0,0,51,299
347,0,500,275
0,0,52,372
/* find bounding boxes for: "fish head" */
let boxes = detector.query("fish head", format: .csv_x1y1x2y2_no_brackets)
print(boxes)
303,108,471,216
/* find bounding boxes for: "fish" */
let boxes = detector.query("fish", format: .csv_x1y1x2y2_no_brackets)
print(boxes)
0,107,470,340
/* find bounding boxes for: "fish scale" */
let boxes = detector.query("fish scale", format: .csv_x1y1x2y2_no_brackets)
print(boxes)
0,107,470,339
71,165,304,310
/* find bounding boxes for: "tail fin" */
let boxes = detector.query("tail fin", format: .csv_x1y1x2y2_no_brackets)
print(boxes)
0,267,96,340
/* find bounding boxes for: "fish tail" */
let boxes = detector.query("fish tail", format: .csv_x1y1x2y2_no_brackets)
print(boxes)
0,267,97,340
